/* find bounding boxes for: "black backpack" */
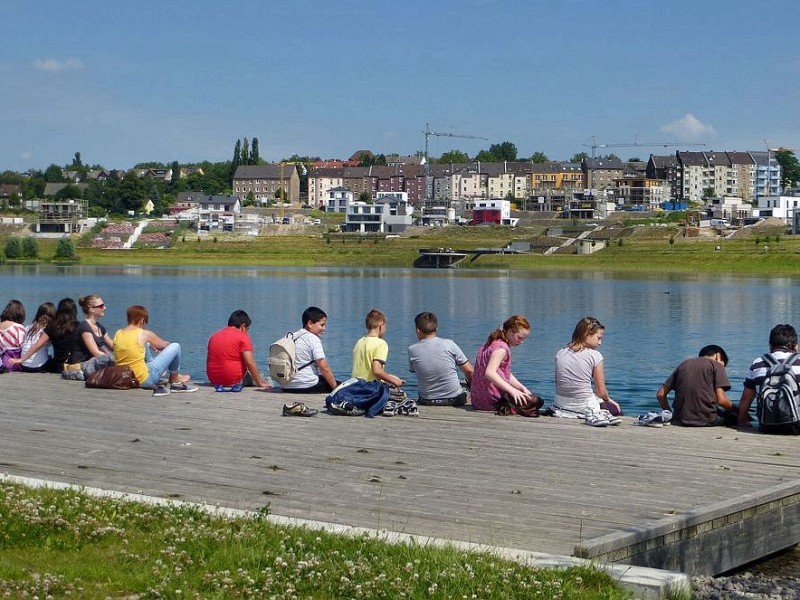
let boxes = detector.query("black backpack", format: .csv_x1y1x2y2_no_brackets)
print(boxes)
756,353,800,434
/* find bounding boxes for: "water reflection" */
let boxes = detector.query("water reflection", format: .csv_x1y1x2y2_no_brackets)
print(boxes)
2,265,799,413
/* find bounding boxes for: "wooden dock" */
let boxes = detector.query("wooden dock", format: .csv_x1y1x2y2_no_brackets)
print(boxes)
2,373,800,576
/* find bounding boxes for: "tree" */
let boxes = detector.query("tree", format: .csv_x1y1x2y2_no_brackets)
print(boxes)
22,237,38,259
251,138,260,164
702,187,716,199
438,150,469,164
44,164,66,183
570,152,589,163
54,183,83,201
490,141,518,162
530,151,549,163
72,152,83,167
118,171,149,213
54,237,77,260
359,191,372,203
4,237,22,259
474,149,497,162
241,137,250,166
775,149,800,190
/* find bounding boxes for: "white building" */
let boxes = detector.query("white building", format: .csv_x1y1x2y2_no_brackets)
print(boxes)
326,186,353,214
754,192,800,224
344,194,413,233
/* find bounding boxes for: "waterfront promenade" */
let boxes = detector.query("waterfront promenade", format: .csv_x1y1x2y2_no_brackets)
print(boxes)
2,373,800,578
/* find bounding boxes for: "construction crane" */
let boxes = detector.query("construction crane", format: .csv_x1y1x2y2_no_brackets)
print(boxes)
423,123,488,162
422,123,488,206
583,137,706,159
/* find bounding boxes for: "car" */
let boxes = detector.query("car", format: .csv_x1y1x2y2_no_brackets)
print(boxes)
312,218,321,225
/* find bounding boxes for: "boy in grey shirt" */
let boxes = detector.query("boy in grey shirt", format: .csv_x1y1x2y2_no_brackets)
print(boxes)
408,312,473,405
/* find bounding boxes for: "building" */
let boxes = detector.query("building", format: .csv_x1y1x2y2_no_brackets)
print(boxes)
470,198,518,226
344,193,413,233
583,156,625,191
615,177,671,211
646,155,680,200
754,190,800,224
233,165,300,206
326,186,353,213
196,195,241,228
34,199,88,233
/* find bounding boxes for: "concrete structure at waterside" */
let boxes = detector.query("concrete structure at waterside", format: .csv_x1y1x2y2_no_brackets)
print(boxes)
8,373,800,598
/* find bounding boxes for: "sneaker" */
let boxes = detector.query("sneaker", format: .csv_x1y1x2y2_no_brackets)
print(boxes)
382,399,398,417
637,412,663,427
328,401,365,417
398,398,419,416
170,381,198,393
152,385,170,397
600,409,622,426
282,402,318,417
585,413,610,427
214,384,243,393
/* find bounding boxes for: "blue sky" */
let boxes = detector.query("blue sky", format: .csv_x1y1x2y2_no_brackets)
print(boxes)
2,0,799,172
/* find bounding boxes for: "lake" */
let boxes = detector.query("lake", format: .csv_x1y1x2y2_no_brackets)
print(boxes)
2,264,799,414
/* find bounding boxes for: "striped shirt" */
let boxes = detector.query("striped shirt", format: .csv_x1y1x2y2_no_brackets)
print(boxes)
743,350,800,390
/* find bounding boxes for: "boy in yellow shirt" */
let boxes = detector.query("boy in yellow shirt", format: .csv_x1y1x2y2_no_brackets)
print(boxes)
351,308,404,388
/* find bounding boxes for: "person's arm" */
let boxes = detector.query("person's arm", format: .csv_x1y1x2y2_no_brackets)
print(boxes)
484,348,529,405
715,387,733,410
371,359,404,387
103,332,114,351
81,331,109,358
459,360,474,383
316,357,337,390
142,329,170,351
592,362,621,411
738,387,756,425
12,332,50,364
656,384,671,411
241,349,270,388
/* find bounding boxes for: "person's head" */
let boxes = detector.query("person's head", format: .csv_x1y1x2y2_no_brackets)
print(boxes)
302,306,328,336
569,316,605,351
54,297,77,321
486,315,531,347
126,305,149,326
78,294,107,318
33,302,56,327
365,308,387,335
1,299,25,324
698,344,729,366
414,312,438,338
769,324,798,351
227,309,251,329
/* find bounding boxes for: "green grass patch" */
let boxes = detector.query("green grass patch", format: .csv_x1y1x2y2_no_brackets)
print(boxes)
0,482,631,599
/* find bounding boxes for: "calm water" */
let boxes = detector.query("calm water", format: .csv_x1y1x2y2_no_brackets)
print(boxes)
2,264,799,414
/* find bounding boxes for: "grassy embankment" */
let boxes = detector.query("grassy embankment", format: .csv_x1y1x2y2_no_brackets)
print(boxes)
0,482,638,599
3,220,799,275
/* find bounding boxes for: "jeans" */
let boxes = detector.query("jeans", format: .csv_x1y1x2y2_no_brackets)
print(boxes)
142,342,182,388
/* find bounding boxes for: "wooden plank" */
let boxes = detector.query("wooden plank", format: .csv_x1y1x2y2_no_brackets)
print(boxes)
2,373,800,565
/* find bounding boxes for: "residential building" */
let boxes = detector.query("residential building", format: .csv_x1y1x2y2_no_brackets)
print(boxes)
646,155,680,199
750,151,782,199
470,198,518,226
326,186,353,213
615,177,671,210
308,167,344,208
344,194,413,233
34,199,88,233
583,156,624,191
754,190,800,224
196,194,241,228
233,164,300,206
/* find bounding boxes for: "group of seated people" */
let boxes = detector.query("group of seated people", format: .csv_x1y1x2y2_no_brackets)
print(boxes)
2,296,797,432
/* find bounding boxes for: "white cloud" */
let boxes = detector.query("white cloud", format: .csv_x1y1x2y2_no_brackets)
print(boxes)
33,58,85,73
661,114,716,141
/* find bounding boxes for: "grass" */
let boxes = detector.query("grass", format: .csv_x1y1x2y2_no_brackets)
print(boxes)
0,482,632,599
3,220,800,275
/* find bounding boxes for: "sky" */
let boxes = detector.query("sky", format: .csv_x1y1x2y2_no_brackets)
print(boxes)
2,0,799,172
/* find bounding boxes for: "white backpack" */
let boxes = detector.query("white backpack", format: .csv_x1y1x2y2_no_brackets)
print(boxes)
268,331,312,384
